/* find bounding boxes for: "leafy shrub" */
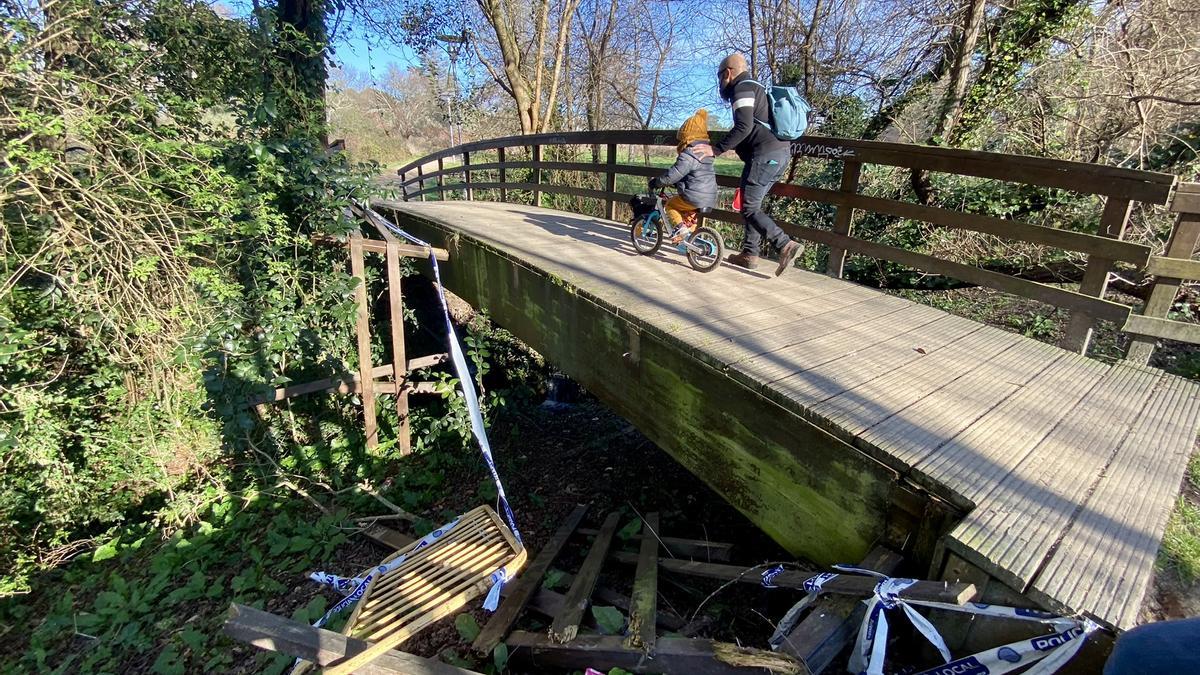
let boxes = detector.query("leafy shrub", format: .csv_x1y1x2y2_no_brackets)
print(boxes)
0,0,376,593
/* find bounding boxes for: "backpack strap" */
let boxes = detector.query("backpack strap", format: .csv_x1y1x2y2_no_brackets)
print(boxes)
737,78,773,129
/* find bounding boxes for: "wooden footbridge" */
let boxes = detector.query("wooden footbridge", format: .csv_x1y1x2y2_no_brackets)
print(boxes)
382,130,1200,633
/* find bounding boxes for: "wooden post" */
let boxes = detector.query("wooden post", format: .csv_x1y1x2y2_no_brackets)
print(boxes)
398,170,407,201
825,161,862,278
625,512,659,651
1063,197,1133,353
385,241,411,455
463,151,473,201
350,232,378,451
497,147,508,203
605,143,618,220
1126,184,1200,364
437,157,445,200
416,164,426,202
531,144,543,207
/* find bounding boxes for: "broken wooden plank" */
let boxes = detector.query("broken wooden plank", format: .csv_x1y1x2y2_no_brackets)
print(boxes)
408,353,450,371
549,569,685,630
313,232,451,260
474,504,589,655
250,364,394,405
222,603,480,675
625,513,659,651
611,553,976,604
551,512,620,642
580,528,733,561
361,524,415,550
773,547,903,675
507,631,807,674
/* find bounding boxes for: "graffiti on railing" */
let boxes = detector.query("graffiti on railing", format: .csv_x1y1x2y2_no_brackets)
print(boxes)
791,142,856,160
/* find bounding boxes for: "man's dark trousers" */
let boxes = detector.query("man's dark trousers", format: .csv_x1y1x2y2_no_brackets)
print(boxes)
739,147,790,255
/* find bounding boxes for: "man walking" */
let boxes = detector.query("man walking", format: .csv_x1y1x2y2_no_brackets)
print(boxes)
701,53,801,276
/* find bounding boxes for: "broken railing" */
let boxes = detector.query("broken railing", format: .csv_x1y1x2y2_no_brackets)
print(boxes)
395,130,1200,364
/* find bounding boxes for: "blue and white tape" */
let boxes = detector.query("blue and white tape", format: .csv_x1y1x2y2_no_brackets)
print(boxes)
373,205,523,547
761,565,785,588
307,516,461,630
482,568,508,611
768,567,1096,675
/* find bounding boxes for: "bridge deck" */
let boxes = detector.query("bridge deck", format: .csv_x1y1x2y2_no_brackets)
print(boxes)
381,200,1200,630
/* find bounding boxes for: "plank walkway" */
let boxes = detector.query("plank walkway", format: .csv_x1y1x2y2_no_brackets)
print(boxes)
379,200,1200,631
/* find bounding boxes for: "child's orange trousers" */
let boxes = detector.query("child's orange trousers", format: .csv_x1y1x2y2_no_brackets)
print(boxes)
664,195,699,227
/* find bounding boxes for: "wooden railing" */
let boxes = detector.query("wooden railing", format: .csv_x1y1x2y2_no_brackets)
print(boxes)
395,130,1199,364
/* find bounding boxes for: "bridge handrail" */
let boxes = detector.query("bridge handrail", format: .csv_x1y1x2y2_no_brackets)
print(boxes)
393,131,1199,363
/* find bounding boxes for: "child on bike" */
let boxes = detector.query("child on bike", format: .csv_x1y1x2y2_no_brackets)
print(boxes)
648,109,718,244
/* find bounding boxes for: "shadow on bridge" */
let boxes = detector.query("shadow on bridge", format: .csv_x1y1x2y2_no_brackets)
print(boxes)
382,199,1197,629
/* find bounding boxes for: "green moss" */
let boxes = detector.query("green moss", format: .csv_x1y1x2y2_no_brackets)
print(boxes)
392,209,898,563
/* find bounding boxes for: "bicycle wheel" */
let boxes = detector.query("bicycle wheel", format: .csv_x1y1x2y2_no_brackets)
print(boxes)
686,226,725,273
630,213,663,255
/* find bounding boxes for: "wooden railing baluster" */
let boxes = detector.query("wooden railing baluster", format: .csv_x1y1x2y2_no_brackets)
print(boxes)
1063,197,1132,353
463,151,473,201
437,157,445,200
826,160,862,279
531,145,542,207
498,147,507,203
1126,183,1200,364
605,143,617,221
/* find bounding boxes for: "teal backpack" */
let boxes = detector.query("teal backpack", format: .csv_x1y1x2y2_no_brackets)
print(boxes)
745,79,811,141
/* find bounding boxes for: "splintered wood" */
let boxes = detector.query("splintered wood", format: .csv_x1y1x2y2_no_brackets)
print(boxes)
320,505,526,675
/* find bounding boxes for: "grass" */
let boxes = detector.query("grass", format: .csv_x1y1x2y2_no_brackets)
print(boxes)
1160,452,1200,586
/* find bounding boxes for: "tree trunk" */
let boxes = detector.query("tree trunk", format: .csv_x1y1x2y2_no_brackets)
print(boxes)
538,0,581,132
801,0,825,100
934,0,987,142
747,0,757,78
274,0,328,142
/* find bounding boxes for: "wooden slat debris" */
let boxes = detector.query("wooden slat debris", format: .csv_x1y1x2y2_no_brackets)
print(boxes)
223,603,481,675
611,553,975,604
473,504,589,655
579,528,734,561
773,548,902,675
549,568,686,631
625,512,659,651
507,631,808,675
361,524,415,551
551,512,621,642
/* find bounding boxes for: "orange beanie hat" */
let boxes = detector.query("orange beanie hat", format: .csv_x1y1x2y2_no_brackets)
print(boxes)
677,109,710,151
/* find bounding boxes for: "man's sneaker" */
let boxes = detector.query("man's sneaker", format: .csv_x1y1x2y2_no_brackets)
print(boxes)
727,251,759,270
774,241,803,277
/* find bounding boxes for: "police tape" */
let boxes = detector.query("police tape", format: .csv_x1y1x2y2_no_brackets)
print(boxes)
307,516,461,630
768,566,1096,675
374,205,523,548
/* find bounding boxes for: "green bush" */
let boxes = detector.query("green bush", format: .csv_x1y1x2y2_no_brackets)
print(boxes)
0,0,377,594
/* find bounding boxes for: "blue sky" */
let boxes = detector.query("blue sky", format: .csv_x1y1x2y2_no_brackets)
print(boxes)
328,19,422,81
212,1,731,129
